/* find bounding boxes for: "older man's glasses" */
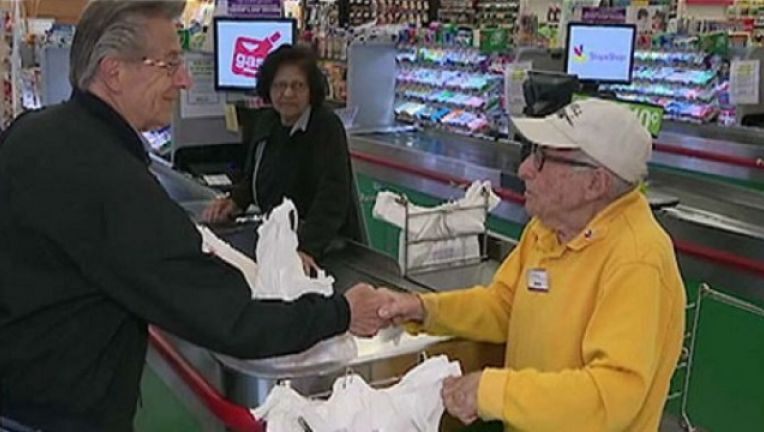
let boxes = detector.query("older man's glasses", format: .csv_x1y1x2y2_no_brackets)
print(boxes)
531,144,599,172
142,56,185,76
272,81,308,94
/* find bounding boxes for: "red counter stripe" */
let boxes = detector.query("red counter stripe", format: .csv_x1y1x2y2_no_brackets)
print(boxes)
148,327,263,432
351,150,764,278
653,142,764,171
673,239,764,277
350,150,527,203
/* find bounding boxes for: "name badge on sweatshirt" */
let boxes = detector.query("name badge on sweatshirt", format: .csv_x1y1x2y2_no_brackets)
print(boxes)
527,269,550,292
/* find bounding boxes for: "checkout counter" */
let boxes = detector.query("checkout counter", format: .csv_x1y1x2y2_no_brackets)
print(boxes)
148,157,507,431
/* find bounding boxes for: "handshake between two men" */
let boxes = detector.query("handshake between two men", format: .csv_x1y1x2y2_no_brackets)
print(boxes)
341,283,423,337
342,284,482,426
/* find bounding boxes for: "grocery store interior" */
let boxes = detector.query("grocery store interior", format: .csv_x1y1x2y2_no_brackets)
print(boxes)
1,0,763,431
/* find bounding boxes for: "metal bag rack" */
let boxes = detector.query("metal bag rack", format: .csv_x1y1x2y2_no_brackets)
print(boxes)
399,187,492,276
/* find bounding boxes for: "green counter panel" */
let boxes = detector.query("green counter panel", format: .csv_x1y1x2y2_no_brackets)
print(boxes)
134,365,203,432
676,280,764,432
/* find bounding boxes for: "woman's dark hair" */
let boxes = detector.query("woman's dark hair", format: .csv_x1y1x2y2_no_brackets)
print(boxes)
256,45,326,108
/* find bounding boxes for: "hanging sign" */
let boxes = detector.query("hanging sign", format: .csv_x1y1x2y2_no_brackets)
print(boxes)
226,0,282,19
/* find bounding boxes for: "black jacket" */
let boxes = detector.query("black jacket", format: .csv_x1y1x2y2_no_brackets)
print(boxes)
231,107,362,258
0,91,350,431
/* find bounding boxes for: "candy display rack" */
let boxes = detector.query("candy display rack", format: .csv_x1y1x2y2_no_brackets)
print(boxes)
603,49,721,123
394,30,505,136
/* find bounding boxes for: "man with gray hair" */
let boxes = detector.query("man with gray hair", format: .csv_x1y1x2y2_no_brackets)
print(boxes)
0,1,387,430
379,99,686,431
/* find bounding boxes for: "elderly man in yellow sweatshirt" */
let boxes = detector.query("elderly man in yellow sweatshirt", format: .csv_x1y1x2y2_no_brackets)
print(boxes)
379,99,686,432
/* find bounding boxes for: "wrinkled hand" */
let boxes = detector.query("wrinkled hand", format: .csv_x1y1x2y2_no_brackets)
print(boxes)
442,371,482,425
202,197,240,224
344,284,390,337
376,287,426,325
298,251,321,276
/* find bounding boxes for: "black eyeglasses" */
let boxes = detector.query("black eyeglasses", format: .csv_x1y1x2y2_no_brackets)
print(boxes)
530,144,599,172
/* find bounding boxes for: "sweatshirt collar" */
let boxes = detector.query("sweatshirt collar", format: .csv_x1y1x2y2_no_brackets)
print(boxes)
71,89,150,165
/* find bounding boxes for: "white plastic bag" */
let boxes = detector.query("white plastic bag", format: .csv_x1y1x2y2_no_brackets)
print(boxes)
372,181,500,272
254,198,334,300
198,198,356,367
252,355,463,432
251,198,356,369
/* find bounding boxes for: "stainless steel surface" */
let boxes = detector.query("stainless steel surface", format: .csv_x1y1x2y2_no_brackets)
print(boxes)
156,235,491,409
661,120,764,149
217,335,461,408
655,122,764,184
408,260,500,291
662,206,764,241
649,169,764,233
150,156,218,215
216,332,449,384
347,42,397,131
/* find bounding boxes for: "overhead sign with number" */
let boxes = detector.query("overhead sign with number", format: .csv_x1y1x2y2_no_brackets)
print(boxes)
573,94,664,137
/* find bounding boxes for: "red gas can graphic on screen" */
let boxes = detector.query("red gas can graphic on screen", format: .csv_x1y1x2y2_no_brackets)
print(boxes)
232,32,282,78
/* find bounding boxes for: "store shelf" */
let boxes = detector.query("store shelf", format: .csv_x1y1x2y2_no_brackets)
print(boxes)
396,91,501,112
395,112,493,136
396,58,489,71
631,74,717,88
665,110,720,124
608,86,717,103
397,78,500,93
395,34,504,133
397,65,500,90
634,51,706,67
438,0,519,30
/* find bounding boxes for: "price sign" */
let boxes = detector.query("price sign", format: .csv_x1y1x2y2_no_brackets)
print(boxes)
624,101,664,137
573,95,664,137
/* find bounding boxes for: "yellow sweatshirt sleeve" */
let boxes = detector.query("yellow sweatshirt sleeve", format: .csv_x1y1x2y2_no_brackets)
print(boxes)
405,237,525,343
477,263,674,431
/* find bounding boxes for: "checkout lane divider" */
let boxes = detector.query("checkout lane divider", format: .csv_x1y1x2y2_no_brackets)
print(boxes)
349,149,764,278
653,142,764,171
147,327,263,432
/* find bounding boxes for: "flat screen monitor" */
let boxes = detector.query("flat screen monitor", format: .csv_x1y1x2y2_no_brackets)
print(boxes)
214,17,296,91
564,23,636,84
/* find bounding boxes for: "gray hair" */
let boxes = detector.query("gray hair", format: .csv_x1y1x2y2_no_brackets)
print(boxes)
70,0,186,90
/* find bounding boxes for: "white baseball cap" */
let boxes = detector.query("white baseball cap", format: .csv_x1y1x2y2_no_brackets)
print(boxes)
511,99,652,183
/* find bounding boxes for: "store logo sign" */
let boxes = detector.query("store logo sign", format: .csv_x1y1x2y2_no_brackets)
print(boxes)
572,45,588,63
232,32,282,78
590,52,628,62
